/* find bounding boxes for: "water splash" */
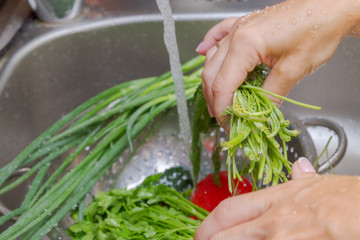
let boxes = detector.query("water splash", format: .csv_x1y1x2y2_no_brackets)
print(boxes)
306,9,313,16
156,0,192,153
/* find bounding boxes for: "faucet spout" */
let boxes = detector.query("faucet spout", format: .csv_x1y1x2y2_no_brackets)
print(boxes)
27,0,83,23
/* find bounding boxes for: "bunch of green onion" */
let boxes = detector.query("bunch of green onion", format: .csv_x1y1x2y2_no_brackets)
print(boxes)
0,56,205,240
221,65,321,191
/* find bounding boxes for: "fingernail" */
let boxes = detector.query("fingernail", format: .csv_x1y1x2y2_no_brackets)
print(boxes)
196,42,203,53
298,157,316,173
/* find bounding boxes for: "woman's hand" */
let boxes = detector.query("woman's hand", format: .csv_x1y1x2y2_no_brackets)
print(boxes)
195,158,360,239
197,0,360,125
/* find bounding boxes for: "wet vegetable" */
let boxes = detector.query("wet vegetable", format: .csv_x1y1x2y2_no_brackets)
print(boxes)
0,55,320,239
141,166,193,193
221,65,321,191
189,87,219,184
68,184,208,239
191,171,252,212
0,56,205,240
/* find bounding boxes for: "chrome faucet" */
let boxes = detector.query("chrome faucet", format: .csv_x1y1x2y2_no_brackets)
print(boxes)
27,0,83,23
0,0,83,54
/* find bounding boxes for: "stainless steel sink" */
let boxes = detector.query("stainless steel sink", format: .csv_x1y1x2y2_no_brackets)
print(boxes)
0,0,359,236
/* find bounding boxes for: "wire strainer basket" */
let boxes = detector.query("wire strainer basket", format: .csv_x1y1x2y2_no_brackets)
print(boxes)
0,106,347,240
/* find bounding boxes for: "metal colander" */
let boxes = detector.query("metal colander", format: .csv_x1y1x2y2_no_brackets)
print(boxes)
79,105,347,198
0,106,347,240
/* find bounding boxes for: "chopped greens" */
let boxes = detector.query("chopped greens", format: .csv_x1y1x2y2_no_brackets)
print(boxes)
68,184,208,240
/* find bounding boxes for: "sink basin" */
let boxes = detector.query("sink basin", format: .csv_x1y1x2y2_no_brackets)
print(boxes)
0,0,359,236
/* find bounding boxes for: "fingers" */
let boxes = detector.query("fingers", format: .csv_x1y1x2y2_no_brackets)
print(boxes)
194,192,268,240
210,36,261,120
196,17,238,55
202,38,230,115
207,219,268,240
209,215,329,240
200,17,262,124
291,157,316,180
194,184,297,240
195,166,318,240
202,45,220,117
261,56,306,106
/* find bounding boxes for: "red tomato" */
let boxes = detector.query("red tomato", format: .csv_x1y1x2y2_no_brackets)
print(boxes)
191,171,252,212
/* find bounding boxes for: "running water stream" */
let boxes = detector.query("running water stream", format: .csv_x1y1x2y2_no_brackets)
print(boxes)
156,0,192,154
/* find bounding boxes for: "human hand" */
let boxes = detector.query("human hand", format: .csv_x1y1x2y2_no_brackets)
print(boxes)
197,0,360,124
195,157,360,239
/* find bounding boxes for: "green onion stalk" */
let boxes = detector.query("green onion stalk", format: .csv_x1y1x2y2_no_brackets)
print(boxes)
221,64,321,192
0,56,205,240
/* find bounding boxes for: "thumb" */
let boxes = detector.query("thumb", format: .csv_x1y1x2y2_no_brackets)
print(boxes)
291,157,316,180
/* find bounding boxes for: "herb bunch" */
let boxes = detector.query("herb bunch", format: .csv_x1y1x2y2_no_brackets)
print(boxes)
68,184,208,240
221,65,320,190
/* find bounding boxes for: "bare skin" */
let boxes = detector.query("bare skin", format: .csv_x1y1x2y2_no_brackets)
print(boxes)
195,0,360,239
195,158,360,240
197,0,360,122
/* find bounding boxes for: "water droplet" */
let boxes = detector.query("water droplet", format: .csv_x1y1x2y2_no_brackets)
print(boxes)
236,149,242,157
276,23,282,30
293,210,297,215
320,9,327,15
341,188,348,193
306,9,312,16
289,18,297,25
